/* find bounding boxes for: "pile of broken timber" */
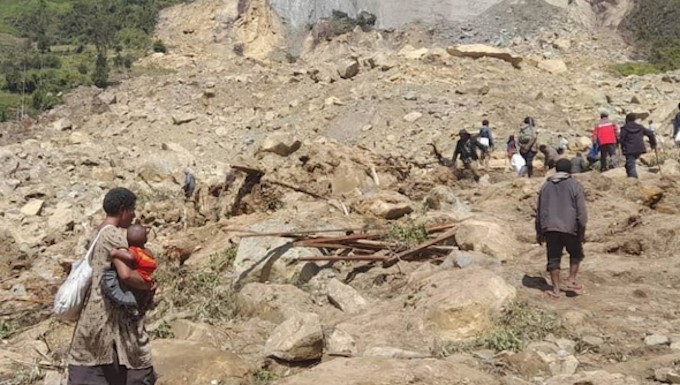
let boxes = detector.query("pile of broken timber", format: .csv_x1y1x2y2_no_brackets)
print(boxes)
240,222,459,268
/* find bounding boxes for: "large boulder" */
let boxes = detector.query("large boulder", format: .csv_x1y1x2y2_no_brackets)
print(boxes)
447,44,523,68
336,268,515,351
455,219,517,261
568,137,592,152
264,312,323,362
260,133,302,157
354,191,414,220
327,279,368,315
415,269,516,340
274,356,500,385
233,220,318,286
325,328,357,356
337,59,359,79
152,340,249,385
237,283,312,324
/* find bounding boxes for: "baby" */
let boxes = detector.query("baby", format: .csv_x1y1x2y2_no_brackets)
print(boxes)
106,225,157,309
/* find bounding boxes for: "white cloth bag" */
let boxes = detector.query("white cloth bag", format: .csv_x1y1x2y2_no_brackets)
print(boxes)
53,225,114,321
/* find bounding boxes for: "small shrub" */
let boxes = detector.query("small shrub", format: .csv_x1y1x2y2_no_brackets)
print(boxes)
76,62,89,75
152,246,238,324
477,301,564,352
610,62,660,77
251,369,280,384
124,56,133,69
233,43,245,56
153,39,167,53
387,223,429,248
0,319,19,340
150,320,174,340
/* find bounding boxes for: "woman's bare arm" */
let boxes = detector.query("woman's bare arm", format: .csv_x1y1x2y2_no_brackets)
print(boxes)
112,259,153,291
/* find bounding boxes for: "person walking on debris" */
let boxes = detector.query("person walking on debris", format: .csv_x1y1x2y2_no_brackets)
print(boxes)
452,129,485,180
478,120,494,169
182,167,196,199
479,120,494,150
586,143,600,170
536,159,588,300
539,144,561,170
506,135,517,161
68,188,157,385
673,103,680,147
555,134,568,155
570,152,588,174
592,112,619,172
620,113,657,179
518,117,538,178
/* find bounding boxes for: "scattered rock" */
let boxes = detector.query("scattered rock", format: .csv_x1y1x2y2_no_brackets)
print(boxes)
325,328,357,356
552,38,572,51
237,283,311,324
52,118,73,131
274,356,499,385
91,166,116,182
398,45,429,60
544,370,639,385
43,370,63,385
447,44,523,68
403,111,423,122
21,199,44,216
568,137,592,152
455,219,517,261
548,353,579,376
363,346,429,359
372,53,396,71
354,191,414,220
327,279,368,315
645,334,669,346
337,59,359,79
97,90,117,105
152,340,248,385
325,96,344,106
48,202,75,232
68,132,90,144
264,312,324,362
582,335,604,347
538,59,568,74
260,133,302,157
172,112,197,125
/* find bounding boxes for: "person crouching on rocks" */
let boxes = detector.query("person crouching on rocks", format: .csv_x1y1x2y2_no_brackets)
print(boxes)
452,129,486,181
536,159,588,300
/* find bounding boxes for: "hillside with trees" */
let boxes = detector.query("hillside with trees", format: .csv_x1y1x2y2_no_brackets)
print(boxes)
0,0,190,121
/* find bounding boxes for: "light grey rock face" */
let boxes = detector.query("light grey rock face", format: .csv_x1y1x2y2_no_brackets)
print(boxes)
268,0,504,30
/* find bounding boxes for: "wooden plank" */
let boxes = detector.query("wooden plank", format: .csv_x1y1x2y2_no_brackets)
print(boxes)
299,256,388,262
383,227,458,268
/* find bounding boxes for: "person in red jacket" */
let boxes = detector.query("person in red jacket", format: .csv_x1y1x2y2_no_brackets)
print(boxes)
592,112,619,172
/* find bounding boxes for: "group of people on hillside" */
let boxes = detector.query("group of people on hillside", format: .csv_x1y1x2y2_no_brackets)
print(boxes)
454,111,660,180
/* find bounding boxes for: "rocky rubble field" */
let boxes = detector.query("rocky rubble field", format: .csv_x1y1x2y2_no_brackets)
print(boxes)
2,0,680,384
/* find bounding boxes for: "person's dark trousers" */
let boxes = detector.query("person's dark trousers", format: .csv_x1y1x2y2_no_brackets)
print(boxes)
545,232,584,272
599,144,616,172
521,150,536,177
625,154,640,178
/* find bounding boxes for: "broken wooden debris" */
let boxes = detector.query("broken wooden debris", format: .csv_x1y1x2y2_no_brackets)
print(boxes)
238,221,460,267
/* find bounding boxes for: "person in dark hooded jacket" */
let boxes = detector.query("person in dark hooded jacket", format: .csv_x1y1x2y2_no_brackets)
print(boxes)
536,158,588,300
619,113,657,178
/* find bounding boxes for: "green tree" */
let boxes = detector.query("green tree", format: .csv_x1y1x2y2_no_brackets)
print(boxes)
92,53,109,88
